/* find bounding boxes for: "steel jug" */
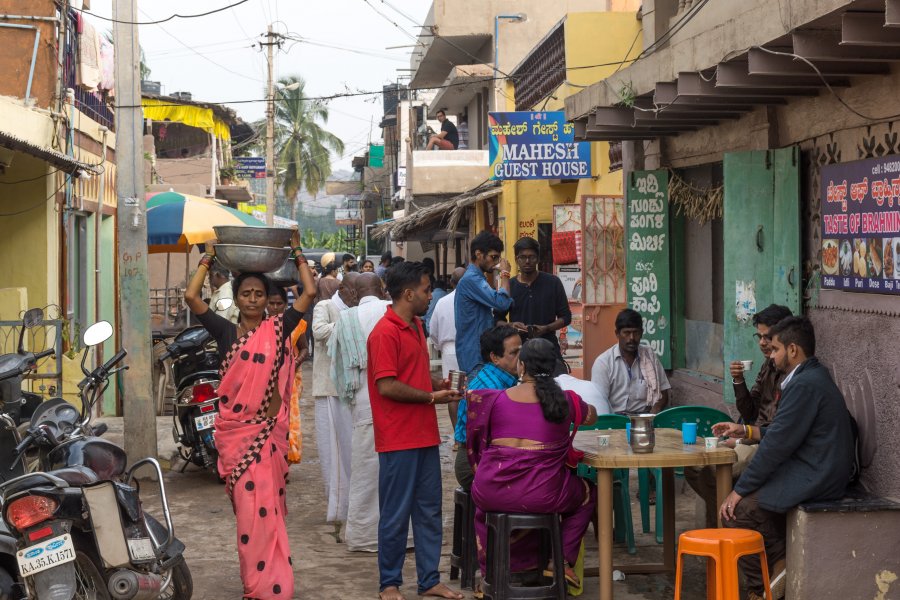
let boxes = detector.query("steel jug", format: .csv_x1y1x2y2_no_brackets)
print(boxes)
629,414,656,454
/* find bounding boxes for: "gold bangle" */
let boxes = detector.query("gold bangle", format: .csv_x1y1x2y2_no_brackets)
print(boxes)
745,425,753,440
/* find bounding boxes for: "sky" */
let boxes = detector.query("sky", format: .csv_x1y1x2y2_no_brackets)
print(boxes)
83,0,430,171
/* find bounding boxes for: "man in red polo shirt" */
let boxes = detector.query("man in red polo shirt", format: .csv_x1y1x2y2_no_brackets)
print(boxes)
367,261,463,600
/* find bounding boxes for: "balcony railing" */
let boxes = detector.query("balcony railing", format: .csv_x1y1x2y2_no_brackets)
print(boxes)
64,9,115,131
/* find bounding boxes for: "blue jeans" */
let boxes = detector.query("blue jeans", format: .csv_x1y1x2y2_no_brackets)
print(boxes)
378,446,442,594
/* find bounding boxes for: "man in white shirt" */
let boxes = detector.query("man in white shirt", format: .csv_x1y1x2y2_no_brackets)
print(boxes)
591,308,670,414
428,267,465,438
428,268,465,378
556,373,611,414
329,273,394,552
208,263,238,323
311,272,359,536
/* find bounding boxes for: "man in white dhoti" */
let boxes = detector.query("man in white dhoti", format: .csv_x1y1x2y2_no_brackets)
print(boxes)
329,273,391,552
311,272,359,536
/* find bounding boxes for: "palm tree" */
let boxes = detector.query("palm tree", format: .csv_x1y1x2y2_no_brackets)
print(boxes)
257,75,345,219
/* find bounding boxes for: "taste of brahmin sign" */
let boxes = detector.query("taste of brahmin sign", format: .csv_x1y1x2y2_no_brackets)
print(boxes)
821,156,900,294
488,111,591,180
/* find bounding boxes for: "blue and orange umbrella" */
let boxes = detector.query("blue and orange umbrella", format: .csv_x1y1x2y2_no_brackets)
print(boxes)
145,191,261,253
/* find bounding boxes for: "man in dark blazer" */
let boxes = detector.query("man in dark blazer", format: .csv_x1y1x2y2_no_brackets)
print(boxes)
714,316,854,600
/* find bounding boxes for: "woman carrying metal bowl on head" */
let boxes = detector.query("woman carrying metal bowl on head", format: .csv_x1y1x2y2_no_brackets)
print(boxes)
184,228,316,600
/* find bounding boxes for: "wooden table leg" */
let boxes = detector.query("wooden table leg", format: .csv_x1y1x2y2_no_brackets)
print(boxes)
714,463,733,528
662,468,676,572
598,468,614,599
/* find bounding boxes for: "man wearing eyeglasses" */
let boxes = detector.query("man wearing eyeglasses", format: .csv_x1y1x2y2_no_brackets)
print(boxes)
685,303,793,528
495,237,571,374
454,231,513,376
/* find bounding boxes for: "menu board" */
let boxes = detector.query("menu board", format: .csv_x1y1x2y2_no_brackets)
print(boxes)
626,170,671,368
821,156,900,294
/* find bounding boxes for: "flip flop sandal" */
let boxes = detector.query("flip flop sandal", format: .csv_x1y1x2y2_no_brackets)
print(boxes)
542,568,580,588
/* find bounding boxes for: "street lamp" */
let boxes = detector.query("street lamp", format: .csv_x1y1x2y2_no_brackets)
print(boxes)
493,13,527,82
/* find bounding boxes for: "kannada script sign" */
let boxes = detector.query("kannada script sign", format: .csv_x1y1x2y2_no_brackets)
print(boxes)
626,170,671,368
821,156,900,294
488,111,591,181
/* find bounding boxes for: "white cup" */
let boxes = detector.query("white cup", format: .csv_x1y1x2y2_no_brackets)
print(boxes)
741,360,753,372
597,434,611,448
704,437,719,451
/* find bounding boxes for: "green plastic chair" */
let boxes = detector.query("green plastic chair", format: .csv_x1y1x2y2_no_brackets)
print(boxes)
638,406,735,543
653,405,734,437
575,414,637,554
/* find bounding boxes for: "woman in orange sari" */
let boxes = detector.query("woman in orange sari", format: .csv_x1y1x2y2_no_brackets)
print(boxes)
185,229,316,599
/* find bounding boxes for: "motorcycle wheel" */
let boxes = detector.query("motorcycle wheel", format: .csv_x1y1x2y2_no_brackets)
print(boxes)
72,551,110,600
158,556,193,600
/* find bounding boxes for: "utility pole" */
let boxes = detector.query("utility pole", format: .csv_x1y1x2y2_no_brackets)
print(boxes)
264,25,277,226
113,0,157,460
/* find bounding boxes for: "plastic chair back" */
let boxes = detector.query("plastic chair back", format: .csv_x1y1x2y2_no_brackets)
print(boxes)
653,406,733,437
582,413,630,431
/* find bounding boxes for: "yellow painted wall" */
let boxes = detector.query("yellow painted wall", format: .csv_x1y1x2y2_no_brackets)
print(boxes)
0,154,55,313
498,11,639,268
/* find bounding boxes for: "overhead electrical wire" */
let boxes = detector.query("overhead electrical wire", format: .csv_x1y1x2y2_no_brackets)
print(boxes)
73,0,252,25
138,8,265,84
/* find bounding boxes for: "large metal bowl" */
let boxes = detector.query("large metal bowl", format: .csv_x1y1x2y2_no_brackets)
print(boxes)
215,244,291,274
265,258,299,287
213,226,293,248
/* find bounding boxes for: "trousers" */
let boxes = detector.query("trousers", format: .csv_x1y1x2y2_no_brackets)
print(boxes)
723,491,786,595
378,446,443,594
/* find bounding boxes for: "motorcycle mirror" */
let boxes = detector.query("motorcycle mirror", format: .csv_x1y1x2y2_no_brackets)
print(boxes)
22,308,44,329
215,298,233,311
17,308,44,354
82,321,113,347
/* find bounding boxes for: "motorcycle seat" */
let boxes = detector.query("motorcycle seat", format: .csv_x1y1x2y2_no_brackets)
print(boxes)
47,466,98,486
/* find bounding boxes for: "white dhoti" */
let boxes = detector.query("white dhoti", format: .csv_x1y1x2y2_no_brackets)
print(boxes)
314,395,353,523
344,389,379,552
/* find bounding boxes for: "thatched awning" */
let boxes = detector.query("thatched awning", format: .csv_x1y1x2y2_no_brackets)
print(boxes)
375,181,501,241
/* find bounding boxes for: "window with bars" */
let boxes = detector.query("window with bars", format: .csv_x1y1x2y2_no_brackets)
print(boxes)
511,24,566,112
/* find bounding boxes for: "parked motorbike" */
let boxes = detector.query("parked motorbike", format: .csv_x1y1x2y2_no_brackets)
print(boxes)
0,308,55,431
157,325,221,474
0,318,193,599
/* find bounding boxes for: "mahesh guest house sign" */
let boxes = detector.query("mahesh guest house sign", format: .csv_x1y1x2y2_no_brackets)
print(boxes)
488,112,591,181
821,155,900,294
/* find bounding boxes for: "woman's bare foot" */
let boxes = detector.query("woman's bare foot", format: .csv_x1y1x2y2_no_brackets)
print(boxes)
420,582,463,599
380,586,407,600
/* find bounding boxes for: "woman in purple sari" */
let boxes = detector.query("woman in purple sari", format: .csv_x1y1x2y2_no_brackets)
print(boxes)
467,338,598,591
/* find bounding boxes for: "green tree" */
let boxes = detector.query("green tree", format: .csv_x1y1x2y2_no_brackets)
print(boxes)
257,76,345,219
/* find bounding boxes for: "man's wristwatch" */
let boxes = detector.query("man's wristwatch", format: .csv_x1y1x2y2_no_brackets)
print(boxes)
732,377,745,385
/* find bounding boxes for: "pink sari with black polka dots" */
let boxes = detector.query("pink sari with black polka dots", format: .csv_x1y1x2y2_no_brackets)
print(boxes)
214,315,295,600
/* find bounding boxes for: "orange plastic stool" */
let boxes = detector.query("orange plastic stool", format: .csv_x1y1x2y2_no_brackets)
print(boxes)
673,528,773,600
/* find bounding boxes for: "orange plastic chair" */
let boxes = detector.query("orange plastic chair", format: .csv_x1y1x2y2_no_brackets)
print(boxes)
674,528,774,600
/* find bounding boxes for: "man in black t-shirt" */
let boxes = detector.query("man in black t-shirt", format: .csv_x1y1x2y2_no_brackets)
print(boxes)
495,237,572,373
425,109,458,150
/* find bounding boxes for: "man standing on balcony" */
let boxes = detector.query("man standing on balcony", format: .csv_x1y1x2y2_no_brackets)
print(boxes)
425,110,459,151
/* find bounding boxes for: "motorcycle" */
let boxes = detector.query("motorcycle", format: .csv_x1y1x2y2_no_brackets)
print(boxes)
0,318,193,599
0,308,55,432
157,325,221,474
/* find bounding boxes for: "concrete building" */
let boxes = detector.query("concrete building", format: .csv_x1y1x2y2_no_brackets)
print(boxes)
379,0,640,282
0,0,117,412
565,2,900,592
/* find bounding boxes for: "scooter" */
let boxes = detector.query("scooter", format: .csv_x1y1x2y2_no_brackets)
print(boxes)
0,308,55,430
0,318,193,599
157,325,221,473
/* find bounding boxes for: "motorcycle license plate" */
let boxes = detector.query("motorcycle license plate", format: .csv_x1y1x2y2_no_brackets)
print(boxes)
17,534,76,576
194,412,217,431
